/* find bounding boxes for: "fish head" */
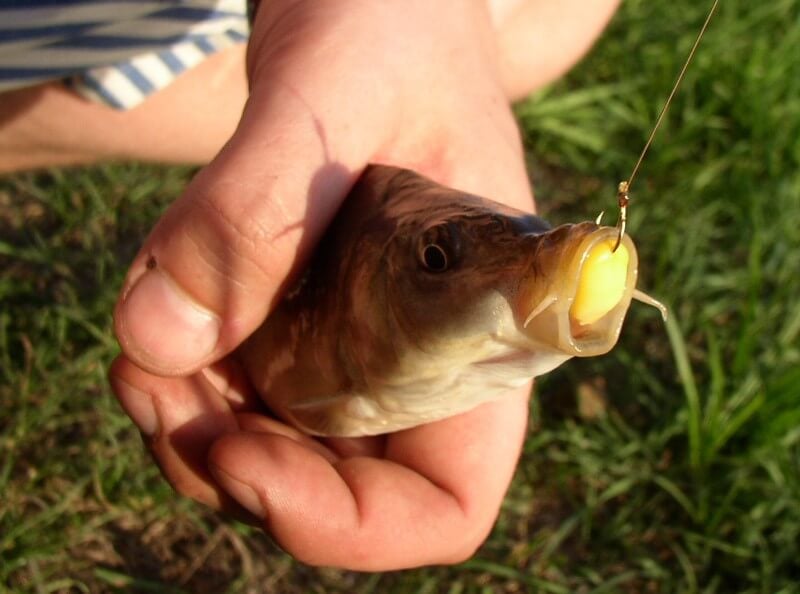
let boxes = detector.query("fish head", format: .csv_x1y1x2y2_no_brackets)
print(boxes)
373,180,639,373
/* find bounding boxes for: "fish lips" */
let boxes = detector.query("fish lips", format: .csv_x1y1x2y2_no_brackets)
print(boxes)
518,224,639,357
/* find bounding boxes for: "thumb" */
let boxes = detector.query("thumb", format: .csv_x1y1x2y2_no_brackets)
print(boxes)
114,81,388,375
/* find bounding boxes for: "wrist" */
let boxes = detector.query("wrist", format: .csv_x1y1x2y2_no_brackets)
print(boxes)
245,0,506,88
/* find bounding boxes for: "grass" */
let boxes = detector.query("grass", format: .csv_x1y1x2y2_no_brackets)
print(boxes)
2,0,799,591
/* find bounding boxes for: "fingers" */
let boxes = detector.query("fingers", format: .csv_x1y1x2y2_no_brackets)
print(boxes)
110,354,342,511
208,385,531,570
384,385,531,522
322,435,387,459
109,355,241,511
202,359,261,412
112,349,530,570
236,413,340,464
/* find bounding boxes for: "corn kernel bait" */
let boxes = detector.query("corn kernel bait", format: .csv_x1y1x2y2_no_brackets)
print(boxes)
570,240,629,325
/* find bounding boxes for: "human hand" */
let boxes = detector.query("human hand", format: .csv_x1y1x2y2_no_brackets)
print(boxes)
111,0,540,569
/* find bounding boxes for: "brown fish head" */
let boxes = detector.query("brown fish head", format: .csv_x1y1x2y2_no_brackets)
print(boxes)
372,186,639,379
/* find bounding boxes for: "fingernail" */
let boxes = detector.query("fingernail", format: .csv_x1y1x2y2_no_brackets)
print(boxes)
212,467,266,519
119,269,220,370
110,377,159,435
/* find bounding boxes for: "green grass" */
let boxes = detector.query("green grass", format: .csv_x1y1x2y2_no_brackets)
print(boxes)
2,0,799,591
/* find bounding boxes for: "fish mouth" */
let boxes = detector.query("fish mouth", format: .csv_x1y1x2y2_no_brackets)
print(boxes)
518,224,639,357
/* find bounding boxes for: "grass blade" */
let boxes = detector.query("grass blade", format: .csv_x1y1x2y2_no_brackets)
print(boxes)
666,313,703,472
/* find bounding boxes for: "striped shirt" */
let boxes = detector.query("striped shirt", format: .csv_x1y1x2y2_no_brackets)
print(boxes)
0,0,249,109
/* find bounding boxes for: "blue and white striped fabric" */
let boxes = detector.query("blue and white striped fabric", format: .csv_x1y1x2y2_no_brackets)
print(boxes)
0,0,249,109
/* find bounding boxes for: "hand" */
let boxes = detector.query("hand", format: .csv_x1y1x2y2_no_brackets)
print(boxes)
111,0,551,569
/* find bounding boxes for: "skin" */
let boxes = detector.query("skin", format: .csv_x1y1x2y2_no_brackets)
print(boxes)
2,0,620,569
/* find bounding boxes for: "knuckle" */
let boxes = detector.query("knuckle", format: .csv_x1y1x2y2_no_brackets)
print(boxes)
440,509,496,564
443,534,485,565
191,186,298,284
166,473,210,503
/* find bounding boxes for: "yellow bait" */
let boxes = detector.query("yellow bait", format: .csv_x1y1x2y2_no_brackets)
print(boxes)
571,239,630,326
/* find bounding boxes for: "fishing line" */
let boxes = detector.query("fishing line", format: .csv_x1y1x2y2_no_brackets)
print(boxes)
612,0,719,251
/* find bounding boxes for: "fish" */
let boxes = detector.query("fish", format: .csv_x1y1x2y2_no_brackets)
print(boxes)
239,165,661,437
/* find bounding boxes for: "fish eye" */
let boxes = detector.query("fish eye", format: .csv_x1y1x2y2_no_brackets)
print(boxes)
417,222,460,273
421,243,449,272
490,215,506,233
